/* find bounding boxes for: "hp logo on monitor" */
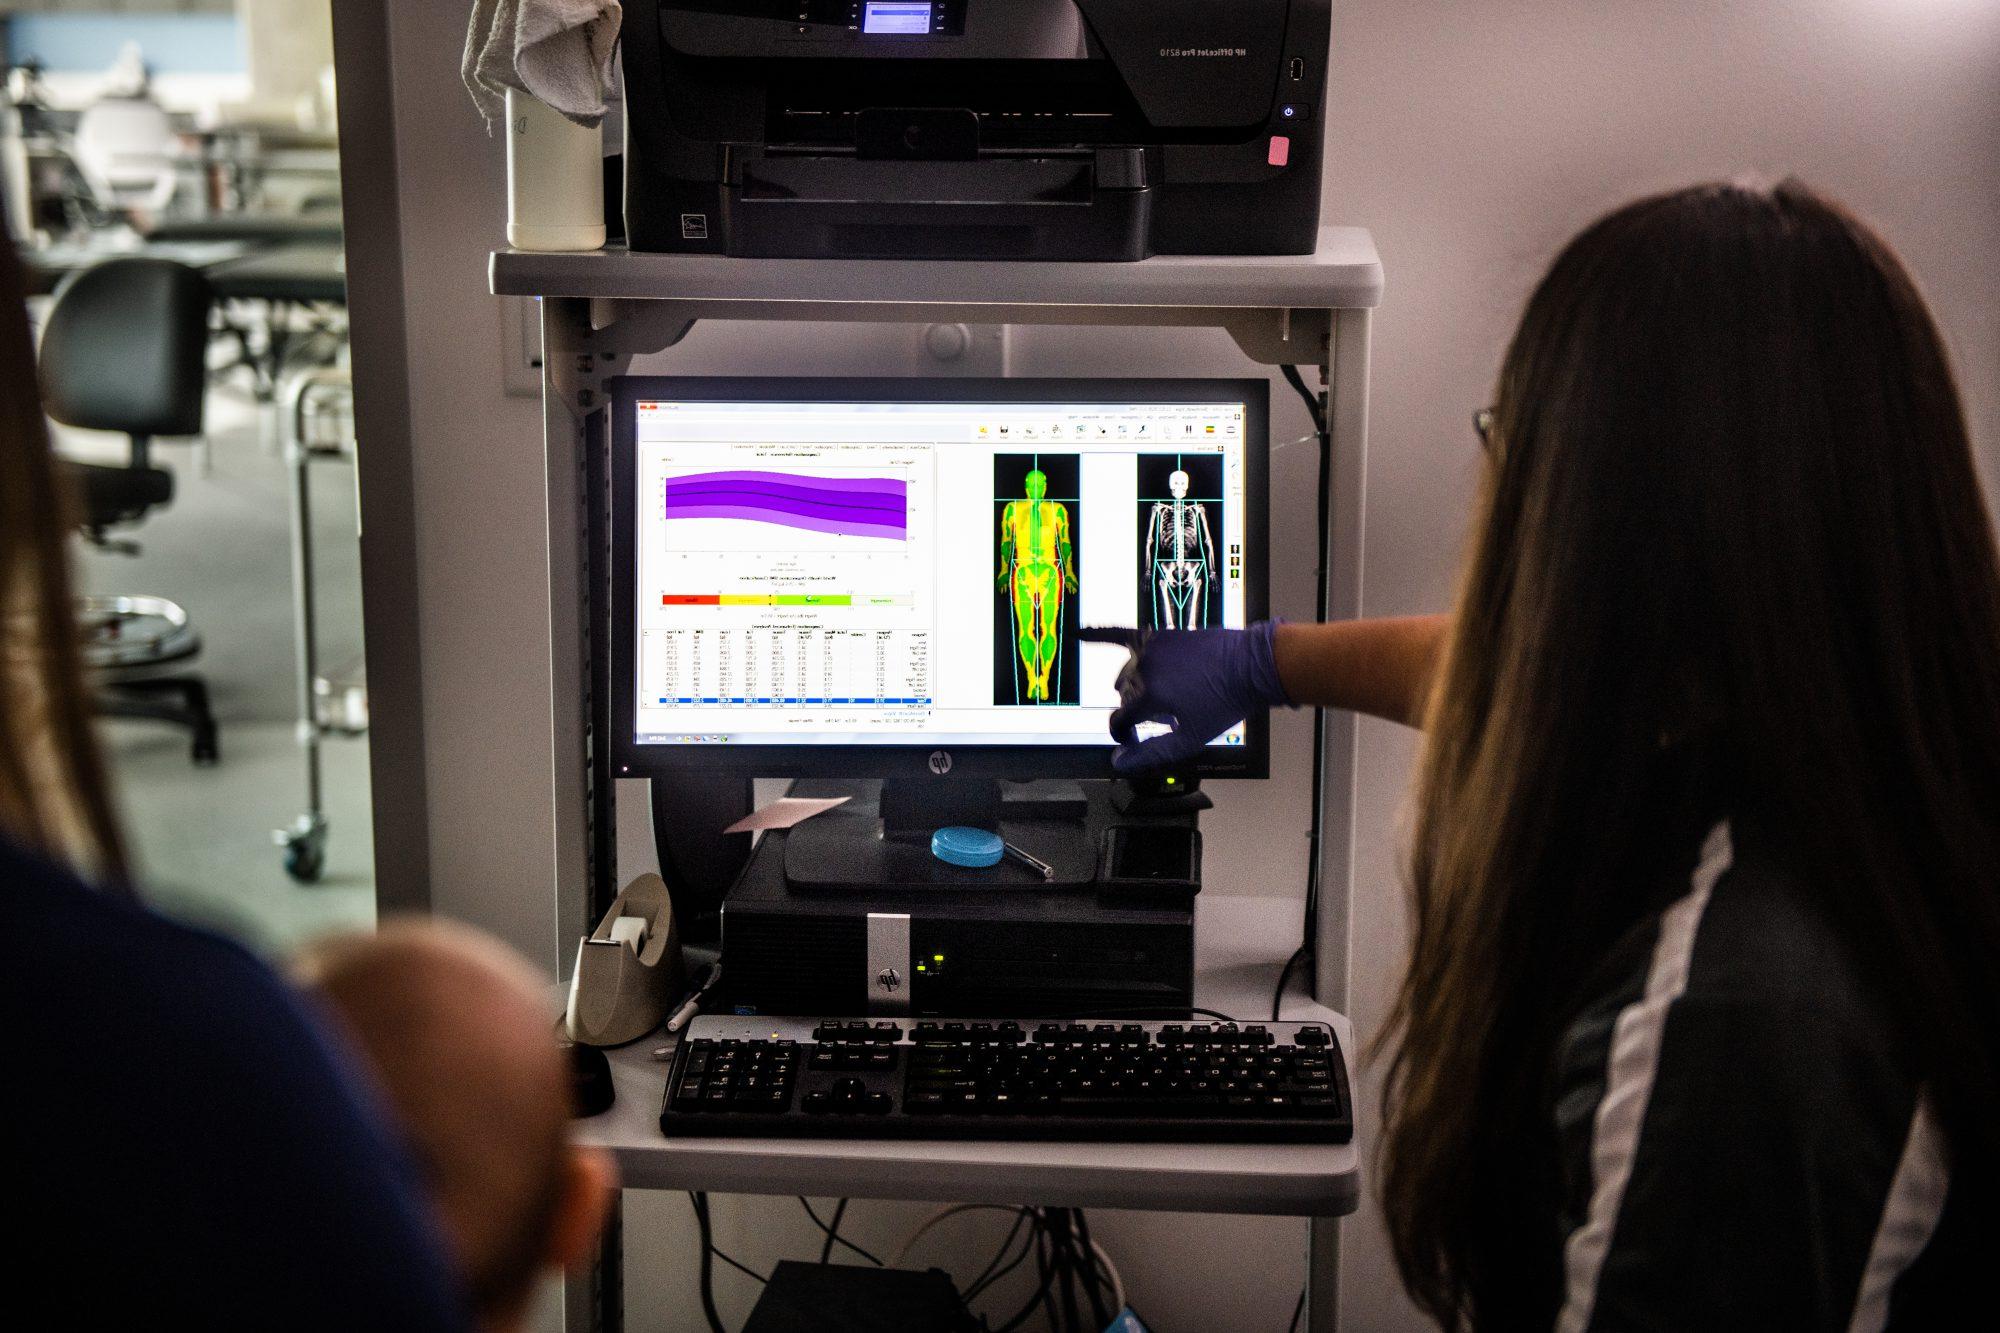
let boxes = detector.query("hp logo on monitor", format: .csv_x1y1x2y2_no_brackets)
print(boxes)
928,750,953,775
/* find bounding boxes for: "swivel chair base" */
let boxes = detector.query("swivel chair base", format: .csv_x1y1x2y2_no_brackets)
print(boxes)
78,594,219,765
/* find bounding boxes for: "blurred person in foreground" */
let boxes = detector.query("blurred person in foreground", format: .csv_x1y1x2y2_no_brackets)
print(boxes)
0,217,469,1325
299,920,617,1332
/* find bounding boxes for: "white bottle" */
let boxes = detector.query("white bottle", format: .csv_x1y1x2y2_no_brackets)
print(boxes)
506,88,605,252
1,105,34,246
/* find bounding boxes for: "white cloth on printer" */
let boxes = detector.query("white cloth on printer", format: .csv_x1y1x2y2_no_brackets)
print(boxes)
462,0,622,129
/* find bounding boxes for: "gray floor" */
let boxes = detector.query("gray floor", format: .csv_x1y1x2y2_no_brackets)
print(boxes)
60,380,377,957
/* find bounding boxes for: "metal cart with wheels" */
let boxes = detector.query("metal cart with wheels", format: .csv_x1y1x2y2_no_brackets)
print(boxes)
274,366,364,883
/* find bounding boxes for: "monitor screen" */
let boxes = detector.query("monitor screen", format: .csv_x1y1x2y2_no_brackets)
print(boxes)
608,377,1269,779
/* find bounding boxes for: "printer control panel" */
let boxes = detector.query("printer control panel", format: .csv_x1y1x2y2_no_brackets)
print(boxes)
788,1,966,37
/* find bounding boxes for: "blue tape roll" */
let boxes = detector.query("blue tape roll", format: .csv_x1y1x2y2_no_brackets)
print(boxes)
931,825,1004,868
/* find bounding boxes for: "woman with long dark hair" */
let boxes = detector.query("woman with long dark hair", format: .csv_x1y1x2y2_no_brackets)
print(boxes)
1092,179,1995,1326
0,226,470,1326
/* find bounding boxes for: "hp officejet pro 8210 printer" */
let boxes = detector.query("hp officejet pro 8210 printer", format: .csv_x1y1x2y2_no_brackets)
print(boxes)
621,0,1331,260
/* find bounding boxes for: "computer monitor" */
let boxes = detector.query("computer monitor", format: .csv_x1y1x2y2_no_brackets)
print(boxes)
608,376,1269,782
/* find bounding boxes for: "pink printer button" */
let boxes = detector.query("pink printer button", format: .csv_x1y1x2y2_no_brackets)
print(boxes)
1268,136,1291,168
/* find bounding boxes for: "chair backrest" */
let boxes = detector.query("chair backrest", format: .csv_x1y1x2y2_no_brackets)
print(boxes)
72,97,178,213
39,257,211,440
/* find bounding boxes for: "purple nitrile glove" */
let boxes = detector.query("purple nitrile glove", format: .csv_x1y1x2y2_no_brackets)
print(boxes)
1078,621,1292,773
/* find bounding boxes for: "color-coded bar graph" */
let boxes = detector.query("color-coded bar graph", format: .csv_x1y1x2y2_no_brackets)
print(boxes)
662,593,913,607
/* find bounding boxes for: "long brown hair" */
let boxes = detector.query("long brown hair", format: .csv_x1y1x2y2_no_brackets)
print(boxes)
0,229,129,887
1379,180,2000,1328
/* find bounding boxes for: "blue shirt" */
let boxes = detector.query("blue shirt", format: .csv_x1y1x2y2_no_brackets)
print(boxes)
2,834,469,1330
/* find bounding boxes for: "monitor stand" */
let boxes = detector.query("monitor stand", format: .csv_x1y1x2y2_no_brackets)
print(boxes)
783,778,1105,892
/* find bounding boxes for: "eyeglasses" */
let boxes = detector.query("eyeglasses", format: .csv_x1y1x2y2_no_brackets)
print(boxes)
1473,407,1496,452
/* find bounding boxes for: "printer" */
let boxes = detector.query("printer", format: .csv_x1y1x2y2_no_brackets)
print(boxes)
620,0,1332,260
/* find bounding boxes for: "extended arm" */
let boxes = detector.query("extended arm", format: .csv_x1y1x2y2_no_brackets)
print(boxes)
1196,503,1216,572
1080,614,1451,772
1058,505,1077,592
1274,615,1448,729
996,504,1012,587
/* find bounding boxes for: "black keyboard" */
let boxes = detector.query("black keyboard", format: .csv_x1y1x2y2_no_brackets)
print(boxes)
659,1016,1352,1144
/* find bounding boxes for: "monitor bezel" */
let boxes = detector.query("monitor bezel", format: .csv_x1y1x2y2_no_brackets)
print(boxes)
607,375,1271,781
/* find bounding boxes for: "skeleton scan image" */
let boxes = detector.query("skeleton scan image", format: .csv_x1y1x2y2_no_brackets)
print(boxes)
1145,468,1219,629
1137,455,1226,632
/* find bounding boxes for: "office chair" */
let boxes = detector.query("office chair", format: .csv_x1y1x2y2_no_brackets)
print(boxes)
39,257,218,764
71,96,178,216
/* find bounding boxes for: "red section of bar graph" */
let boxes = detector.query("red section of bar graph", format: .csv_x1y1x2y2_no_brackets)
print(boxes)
662,594,720,606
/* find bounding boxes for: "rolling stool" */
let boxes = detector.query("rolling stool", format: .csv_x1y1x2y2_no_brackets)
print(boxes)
39,257,218,764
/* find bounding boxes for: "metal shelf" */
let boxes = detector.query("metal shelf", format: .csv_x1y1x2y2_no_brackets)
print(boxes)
491,227,1381,375
490,226,1381,310
508,228,1382,1333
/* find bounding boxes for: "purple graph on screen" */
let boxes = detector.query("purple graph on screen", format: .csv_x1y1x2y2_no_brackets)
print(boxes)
663,470,909,541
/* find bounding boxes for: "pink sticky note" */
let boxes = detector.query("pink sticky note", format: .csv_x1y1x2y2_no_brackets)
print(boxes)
1268,135,1291,168
724,796,851,835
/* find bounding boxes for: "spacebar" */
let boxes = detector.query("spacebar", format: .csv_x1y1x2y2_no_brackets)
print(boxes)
1052,1095,1221,1116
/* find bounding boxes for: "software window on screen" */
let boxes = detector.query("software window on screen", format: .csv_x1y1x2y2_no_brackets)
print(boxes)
630,397,1250,749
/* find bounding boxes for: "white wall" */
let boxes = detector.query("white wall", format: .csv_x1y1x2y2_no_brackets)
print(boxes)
345,0,2000,1328
238,0,335,124
363,0,556,966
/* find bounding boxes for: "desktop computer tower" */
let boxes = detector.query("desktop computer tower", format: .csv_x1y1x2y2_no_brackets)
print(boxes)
722,834,1195,1019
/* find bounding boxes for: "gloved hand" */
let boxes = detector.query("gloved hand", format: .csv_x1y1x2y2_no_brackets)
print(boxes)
1079,621,1291,773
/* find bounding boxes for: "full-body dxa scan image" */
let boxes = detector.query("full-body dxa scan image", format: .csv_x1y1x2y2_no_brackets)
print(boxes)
1145,469,1217,629
999,469,1077,703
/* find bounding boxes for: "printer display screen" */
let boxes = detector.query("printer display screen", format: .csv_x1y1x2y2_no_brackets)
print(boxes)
863,2,932,35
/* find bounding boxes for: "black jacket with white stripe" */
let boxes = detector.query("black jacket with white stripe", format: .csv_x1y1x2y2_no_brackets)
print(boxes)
1548,821,1974,1331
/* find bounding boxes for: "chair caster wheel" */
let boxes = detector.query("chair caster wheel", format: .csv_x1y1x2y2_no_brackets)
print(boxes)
277,817,327,884
283,837,324,883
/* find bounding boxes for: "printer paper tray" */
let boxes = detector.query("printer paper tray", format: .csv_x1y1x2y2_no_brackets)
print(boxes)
722,150,1152,261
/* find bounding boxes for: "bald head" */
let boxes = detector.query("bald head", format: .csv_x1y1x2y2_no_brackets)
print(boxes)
297,921,574,1323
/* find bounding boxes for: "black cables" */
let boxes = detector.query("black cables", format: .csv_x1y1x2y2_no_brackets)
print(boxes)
1276,363,1333,1022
